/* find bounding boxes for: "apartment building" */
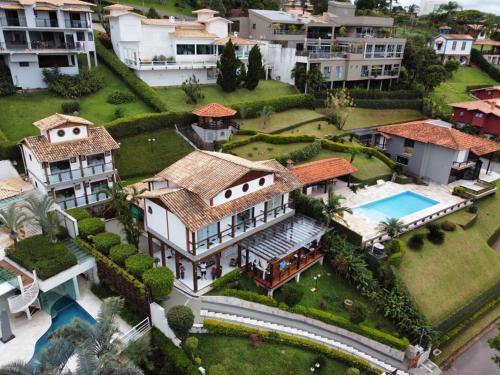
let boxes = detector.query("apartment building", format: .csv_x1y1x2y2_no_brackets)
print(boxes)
0,0,97,89
232,1,405,89
106,5,260,87
132,150,328,294
20,113,119,210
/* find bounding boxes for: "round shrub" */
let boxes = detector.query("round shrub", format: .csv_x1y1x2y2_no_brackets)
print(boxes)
441,220,456,232
427,229,445,245
166,305,194,341
109,244,137,265
66,208,90,222
125,253,155,278
387,239,403,255
143,267,174,300
92,232,121,255
349,301,367,324
468,205,478,213
78,218,105,240
280,282,304,307
107,90,135,104
61,101,80,114
347,368,361,375
408,233,424,250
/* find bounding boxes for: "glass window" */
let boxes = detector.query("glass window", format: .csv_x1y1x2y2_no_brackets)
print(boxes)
176,44,195,55
267,195,282,211
335,66,342,79
196,44,214,55
207,68,216,80
404,139,415,148
371,65,382,76
396,44,403,57
197,222,218,243
76,32,85,41
323,66,331,79
452,41,457,50
364,44,373,58
374,44,386,58
396,156,409,165
252,23,256,30
19,61,29,67
361,65,369,77
461,41,467,51
88,32,93,41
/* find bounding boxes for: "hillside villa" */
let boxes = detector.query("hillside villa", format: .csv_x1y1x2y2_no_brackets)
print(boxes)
433,26,473,65
451,98,500,138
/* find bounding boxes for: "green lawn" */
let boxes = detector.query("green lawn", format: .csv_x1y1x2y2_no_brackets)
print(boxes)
240,109,325,133
195,334,351,375
230,141,313,161
274,263,398,333
0,64,151,142
115,128,193,178
282,120,341,137
110,0,193,16
432,67,498,115
155,81,298,112
396,182,500,324
344,108,424,130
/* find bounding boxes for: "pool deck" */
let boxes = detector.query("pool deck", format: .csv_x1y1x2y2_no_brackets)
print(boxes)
336,181,466,244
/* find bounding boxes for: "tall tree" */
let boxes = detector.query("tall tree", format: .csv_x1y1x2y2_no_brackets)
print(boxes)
24,195,60,243
181,74,204,104
259,105,274,129
217,40,240,92
245,45,263,90
378,218,405,238
324,89,354,130
291,63,307,92
305,67,324,94
322,188,352,225
0,203,27,248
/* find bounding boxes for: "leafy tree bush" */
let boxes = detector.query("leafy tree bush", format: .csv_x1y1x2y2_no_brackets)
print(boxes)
280,282,304,307
143,266,174,300
183,336,198,360
246,45,263,90
181,75,204,104
113,107,125,119
387,239,403,255
441,220,456,232
78,217,105,240
109,243,138,265
61,101,80,114
125,253,155,278
107,90,135,104
217,39,239,92
146,7,160,18
324,89,354,130
468,205,478,213
444,60,460,78
426,222,445,244
166,305,195,340
0,69,15,96
42,68,103,98
349,301,367,324
66,208,90,221
92,232,121,255
408,233,425,250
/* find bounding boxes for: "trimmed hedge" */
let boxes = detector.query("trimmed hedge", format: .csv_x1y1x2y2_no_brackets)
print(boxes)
290,305,409,351
210,268,242,290
320,139,395,168
78,217,105,240
95,33,169,112
125,253,155,278
471,49,500,82
66,208,90,222
203,319,382,374
220,289,278,307
6,235,77,280
222,133,317,152
275,140,322,165
151,329,199,375
353,99,423,109
109,243,138,266
92,232,121,255
76,238,147,296
143,266,174,300
231,94,314,119
348,89,422,100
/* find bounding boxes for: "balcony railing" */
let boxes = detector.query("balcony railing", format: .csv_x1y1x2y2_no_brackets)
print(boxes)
125,57,217,70
48,162,114,184
56,192,109,210
189,203,291,255
296,51,346,59
0,17,27,27
452,160,476,170
235,51,249,59
65,19,89,28
273,29,306,35
2,41,84,51
3,41,29,50
35,18,59,27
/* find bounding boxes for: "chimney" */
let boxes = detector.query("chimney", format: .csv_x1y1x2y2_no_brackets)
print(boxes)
286,159,294,169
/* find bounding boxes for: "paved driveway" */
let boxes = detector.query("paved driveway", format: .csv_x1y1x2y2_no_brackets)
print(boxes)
444,324,499,375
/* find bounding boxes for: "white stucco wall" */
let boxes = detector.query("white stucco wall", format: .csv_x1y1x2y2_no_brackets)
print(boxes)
167,210,187,250
47,125,89,143
434,36,472,56
144,199,168,239
212,173,274,206
135,68,217,86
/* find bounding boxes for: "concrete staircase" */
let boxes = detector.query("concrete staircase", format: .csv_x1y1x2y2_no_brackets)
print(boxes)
62,238,91,264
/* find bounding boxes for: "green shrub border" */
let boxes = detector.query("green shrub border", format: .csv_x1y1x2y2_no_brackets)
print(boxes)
353,99,423,110
220,288,278,307
471,49,500,82
203,319,382,374
151,328,199,375
270,116,328,134
210,268,242,290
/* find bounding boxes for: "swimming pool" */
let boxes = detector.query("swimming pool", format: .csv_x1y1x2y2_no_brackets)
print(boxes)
354,191,439,223
29,296,96,366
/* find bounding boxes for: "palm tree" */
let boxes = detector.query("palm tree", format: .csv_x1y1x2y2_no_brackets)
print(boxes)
24,195,60,243
259,105,274,129
0,203,27,248
322,188,352,225
378,218,405,238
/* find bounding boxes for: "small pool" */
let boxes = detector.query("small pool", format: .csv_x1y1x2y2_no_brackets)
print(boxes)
354,191,439,222
29,296,96,366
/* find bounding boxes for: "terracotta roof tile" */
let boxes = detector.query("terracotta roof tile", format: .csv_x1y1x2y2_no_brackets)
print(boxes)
214,35,259,46
0,178,25,200
375,120,500,156
33,113,93,131
192,103,237,117
451,99,500,117
291,158,358,185
21,127,119,162
170,29,217,38
441,34,474,40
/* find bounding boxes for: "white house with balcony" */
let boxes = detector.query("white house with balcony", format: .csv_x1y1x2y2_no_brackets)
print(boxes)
106,5,258,87
0,0,97,89
19,113,119,210
130,151,328,295
433,27,473,65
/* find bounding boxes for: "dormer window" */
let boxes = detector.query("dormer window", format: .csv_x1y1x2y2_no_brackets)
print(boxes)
224,189,232,199
73,128,81,135
57,129,66,137
242,183,249,192
258,178,266,186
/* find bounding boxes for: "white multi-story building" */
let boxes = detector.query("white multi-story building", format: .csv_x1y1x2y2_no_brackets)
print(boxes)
20,113,119,210
106,5,259,87
433,26,473,65
0,0,97,89
132,150,328,294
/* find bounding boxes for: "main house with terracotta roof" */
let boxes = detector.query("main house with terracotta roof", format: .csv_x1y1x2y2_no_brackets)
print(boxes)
0,0,97,89
433,26,473,65
372,119,500,184
105,6,260,87
19,113,119,209
132,150,328,294
451,98,500,138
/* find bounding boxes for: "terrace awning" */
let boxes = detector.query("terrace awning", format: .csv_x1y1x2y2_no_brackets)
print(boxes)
240,214,328,262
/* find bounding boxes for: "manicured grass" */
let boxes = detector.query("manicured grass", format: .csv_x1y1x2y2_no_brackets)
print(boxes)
195,334,350,375
274,263,398,333
110,0,193,16
0,64,151,141
155,80,298,112
344,108,424,130
396,182,500,324
283,120,344,137
240,109,325,133
432,66,498,115
230,141,313,161
115,128,193,178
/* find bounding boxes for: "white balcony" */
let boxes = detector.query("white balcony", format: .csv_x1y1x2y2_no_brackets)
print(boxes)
124,57,217,71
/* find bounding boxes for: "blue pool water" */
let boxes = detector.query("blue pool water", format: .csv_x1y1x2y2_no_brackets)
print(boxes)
29,296,96,366
354,191,439,222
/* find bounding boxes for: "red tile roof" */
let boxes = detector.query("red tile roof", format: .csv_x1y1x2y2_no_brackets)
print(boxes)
375,120,500,156
291,158,358,185
451,99,500,117
192,103,237,118
441,34,474,40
